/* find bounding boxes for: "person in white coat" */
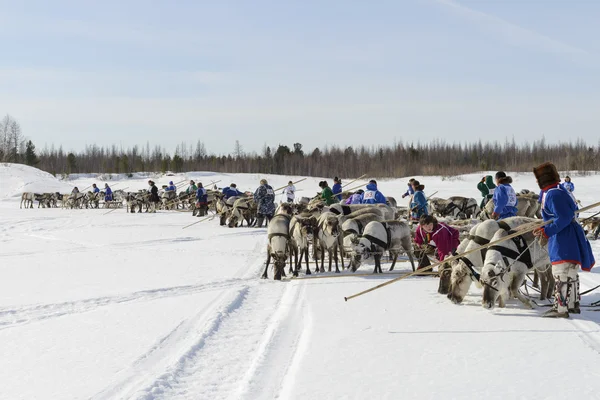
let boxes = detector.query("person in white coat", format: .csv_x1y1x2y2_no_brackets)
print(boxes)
282,181,296,203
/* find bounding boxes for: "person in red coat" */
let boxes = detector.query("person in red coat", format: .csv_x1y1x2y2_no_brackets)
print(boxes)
414,215,460,264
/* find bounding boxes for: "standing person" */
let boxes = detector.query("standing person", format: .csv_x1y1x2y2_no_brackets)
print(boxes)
401,178,415,199
186,180,198,194
71,186,80,197
104,183,113,202
148,180,159,213
282,181,296,203
477,175,496,209
414,215,460,269
254,179,275,227
410,180,428,221
491,171,518,220
345,189,364,205
319,181,337,205
562,176,575,192
332,177,343,202
360,180,386,204
533,162,595,318
89,184,101,208
195,182,208,217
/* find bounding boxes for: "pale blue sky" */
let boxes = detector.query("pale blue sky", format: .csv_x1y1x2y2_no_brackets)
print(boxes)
1,0,599,155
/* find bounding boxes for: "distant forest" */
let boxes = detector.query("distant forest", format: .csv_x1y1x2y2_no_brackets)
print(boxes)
1,114,599,178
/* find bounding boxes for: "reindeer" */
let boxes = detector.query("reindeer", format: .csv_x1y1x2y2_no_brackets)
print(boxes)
385,196,398,209
289,214,319,276
341,212,386,259
88,191,101,209
227,198,257,228
480,222,554,310
262,214,293,280
429,196,480,219
479,196,538,220
20,192,34,209
215,195,238,226
349,220,415,273
315,211,344,273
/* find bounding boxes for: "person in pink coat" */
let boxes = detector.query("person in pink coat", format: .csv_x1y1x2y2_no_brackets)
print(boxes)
414,215,460,262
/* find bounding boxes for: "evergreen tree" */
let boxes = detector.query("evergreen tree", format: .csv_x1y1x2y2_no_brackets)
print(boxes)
25,140,39,166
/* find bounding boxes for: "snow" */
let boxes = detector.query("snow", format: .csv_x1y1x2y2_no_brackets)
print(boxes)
1,163,600,400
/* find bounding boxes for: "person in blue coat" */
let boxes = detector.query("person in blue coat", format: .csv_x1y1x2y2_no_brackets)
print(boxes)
195,182,208,216
360,180,386,204
165,181,177,193
491,171,518,220
104,184,113,201
401,178,415,199
562,176,574,192
332,177,343,202
92,184,100,194
223,183,243,199
410,180,428,221
533,162,595,318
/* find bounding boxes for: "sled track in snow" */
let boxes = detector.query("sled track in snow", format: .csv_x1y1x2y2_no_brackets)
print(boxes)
90,240,311,400
0,278,252,331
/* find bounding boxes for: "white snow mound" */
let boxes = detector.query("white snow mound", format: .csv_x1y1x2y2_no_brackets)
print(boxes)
0,163,73,199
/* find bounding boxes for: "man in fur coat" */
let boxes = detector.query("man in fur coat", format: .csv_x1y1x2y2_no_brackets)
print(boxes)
533,162,595,318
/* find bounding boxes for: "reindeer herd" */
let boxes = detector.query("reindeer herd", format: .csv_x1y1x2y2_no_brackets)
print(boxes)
18,181,595,311
258,189,572,313
20,190,126,209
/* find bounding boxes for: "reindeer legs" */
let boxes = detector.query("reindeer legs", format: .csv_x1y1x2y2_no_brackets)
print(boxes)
262,253,271,279
510,275,533,309
388,251,398,272
304,248,312,275
373,253,383,274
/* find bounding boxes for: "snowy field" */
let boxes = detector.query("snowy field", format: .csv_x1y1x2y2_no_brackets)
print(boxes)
1,163,600,400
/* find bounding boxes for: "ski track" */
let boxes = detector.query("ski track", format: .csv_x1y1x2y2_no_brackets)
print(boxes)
0,278,250,331
88,235,313,400
88,236,287,400
0,232,268,330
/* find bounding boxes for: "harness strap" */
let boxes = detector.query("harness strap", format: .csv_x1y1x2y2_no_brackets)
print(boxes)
364,234,388,249
467,234,490,259
363,222,392,250
355,219,364,234
268,232,290,241
468,234,489,246
487,245,521,262
488,233,534,269
342,205,352,215
458,256,480,281
497,221,511,231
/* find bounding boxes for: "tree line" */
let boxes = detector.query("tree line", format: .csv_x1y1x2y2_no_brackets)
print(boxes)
2,114,599,178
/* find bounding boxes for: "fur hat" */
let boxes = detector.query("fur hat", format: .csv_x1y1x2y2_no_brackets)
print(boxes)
495,171,507,180
533,162,560,189
260,179,267,185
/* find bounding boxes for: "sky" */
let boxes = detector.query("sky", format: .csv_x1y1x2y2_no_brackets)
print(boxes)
1,0,599,155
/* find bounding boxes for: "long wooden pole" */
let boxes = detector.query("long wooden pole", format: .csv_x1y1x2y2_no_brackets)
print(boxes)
182,215,213,229
426,191,439,200
275,178,307,192
334,182,369,196
344,200,600,302
341,174,367,189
